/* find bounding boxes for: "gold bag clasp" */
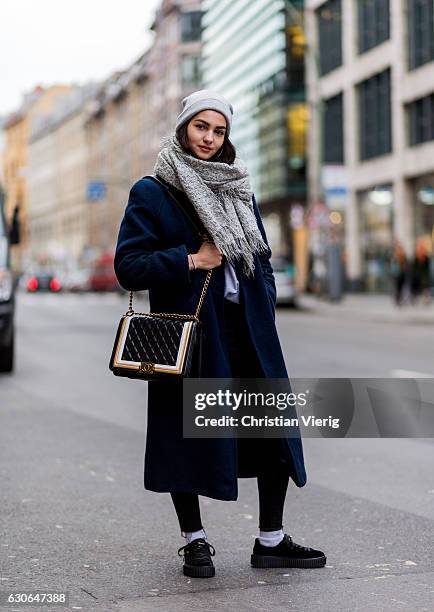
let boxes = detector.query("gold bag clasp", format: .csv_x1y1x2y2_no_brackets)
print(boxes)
139,361,155,374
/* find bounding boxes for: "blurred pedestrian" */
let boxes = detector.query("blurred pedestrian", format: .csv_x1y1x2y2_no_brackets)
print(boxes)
114,90,326,578
326,227,344,302
410,237,432,305
390,240,408,306
9,204,21,245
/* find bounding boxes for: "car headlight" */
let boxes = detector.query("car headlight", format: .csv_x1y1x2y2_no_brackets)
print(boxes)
0,269,13,301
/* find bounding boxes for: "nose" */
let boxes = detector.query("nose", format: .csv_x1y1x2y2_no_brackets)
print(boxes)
203,130,214,144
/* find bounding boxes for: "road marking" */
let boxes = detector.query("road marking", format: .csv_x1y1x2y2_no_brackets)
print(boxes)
390,369,434,378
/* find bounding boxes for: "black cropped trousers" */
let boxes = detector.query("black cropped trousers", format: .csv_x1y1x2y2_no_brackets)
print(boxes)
171,297,290,533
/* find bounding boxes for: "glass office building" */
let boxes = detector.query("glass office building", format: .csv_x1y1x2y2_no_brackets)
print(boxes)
202,0,306,258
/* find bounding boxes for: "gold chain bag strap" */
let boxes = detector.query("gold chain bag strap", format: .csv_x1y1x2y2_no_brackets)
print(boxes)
109,175,212,381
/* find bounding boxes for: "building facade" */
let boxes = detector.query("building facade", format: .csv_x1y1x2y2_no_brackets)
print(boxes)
306,0,434,292
85,56,151,258
2,85,73,272
85,0,203,258
27,86,96,272
202,0,308,285
3,1,205,272
146,0,203,167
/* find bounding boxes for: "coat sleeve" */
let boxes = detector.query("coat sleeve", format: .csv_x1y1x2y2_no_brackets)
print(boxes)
114,179,192,292
252,194,276,311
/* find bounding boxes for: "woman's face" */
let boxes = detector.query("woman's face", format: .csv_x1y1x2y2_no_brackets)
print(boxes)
186,110,227,161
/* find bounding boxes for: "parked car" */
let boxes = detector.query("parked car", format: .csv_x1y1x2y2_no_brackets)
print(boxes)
26,273,62,293
89,252,121,292
271,257,297,307
0,202,15,372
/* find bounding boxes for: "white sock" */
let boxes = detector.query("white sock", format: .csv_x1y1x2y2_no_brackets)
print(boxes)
259,528,284,547
182,528,207,543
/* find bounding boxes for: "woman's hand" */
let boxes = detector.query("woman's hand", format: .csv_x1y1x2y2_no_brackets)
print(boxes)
189,241,224,270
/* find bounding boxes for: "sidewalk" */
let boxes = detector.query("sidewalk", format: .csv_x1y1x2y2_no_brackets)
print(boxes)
297,293,434,325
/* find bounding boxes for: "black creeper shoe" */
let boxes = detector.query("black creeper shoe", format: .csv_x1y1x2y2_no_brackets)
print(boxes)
177,538,216,578
251,533,326,569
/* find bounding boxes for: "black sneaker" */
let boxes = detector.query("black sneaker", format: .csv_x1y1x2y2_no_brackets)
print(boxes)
251,534,326,569
177,538,216,578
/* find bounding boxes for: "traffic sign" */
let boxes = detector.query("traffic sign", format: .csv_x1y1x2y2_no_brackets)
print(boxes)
87,181,106,202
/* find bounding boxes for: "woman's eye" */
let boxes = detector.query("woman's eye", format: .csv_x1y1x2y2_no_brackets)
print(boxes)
196,125,224,135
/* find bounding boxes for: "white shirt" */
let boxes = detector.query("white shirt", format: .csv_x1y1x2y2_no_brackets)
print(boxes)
224,260,240,303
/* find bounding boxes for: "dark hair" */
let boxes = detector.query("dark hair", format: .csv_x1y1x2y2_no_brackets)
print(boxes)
176,120,236,165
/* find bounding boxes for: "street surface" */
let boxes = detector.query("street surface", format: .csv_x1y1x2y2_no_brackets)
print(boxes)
1,292,434,611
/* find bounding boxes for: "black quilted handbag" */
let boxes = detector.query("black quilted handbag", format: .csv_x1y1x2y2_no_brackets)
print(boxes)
109,175,212,381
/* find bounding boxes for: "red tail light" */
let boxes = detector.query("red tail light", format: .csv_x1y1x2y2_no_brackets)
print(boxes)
27,277,38,291
50,278,61,292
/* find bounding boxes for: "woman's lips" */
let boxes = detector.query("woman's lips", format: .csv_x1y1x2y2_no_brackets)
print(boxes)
199,146,212,152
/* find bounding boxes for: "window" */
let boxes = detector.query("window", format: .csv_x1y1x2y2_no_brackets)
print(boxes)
408,0,434,69
411,174,434,240
407,93,434,145
286,22,305,88
180,11,202,43
323,92,344,163
359,185,393,292
358,0,390,53
358,69,392,160
181,55,202,88
317,0,342,75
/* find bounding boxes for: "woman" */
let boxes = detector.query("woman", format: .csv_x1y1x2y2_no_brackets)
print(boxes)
114,90,326,578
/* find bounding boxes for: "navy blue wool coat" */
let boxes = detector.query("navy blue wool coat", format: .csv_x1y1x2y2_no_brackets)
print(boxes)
114,177,307,501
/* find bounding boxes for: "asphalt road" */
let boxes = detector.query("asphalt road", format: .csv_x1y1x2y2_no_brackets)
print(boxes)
1,292,433,612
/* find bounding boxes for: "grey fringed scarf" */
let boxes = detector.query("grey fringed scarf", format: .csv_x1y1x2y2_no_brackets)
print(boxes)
153,134,269,277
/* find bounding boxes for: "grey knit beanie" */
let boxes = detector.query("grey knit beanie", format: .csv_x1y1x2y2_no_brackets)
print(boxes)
175,89,234,136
